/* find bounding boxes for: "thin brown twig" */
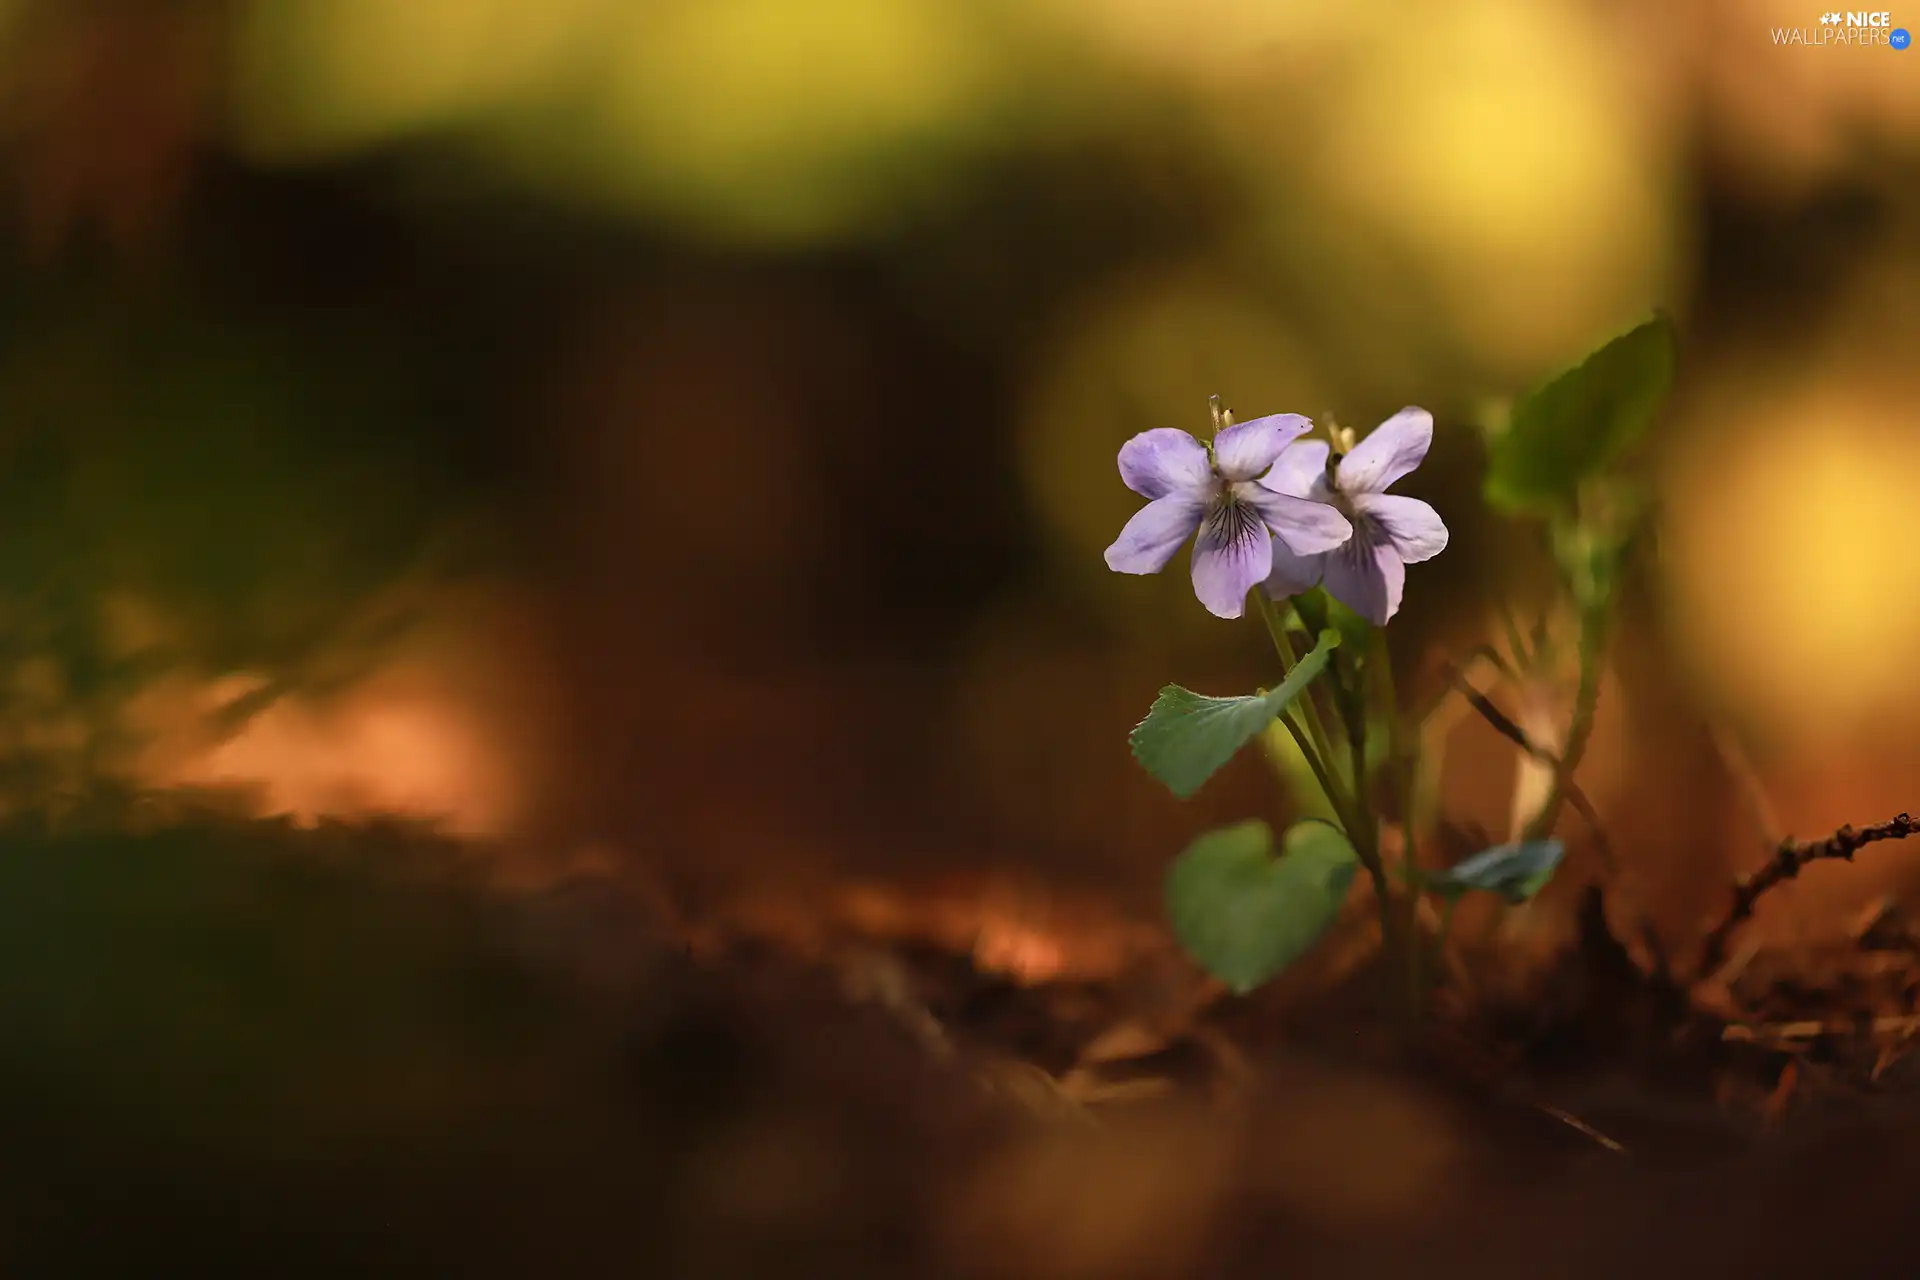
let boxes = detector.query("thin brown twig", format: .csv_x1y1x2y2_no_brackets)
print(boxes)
1413,645,1512,722
1441,665,1614,867
1697,812,1920,979
1519,604,1607,846
1535,1101,1628,1154
1427,1026,1627,1156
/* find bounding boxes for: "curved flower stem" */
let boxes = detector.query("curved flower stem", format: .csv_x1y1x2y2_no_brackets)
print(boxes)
1338,669,1419,1029
1255,594,1344,789
1521,602,1606,844
1260,614,1369,848
1369,632,1420,860
1277,707,1345,820
1256,592,1419,1032
1341,686,1372,863
1499,604,1534,673
1436,896,1461,953
1380,684,1429,1023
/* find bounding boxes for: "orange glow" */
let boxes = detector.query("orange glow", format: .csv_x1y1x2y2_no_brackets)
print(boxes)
127,592,545,839
704,874,1165,986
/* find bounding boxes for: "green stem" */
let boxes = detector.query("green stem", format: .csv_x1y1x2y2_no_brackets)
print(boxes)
1370,631,1419,861
1255,594,1343,788
1259,594,1421,1034
1336,654,1424,1032
1499,603,1533,673
1399,892,1425,1024
1342,684,1371,859
1409,714,1448,850
1256,595,1366,839
1279,708,1347,828
1521,603,1606,843
1333,663,1380,880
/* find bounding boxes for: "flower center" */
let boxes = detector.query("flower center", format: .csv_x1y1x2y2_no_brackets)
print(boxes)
1323,453,1357,518
1204,483,1262,545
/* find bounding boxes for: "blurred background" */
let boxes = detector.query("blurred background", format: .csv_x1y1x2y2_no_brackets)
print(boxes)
6,0,1920,1272
1,0,1918,943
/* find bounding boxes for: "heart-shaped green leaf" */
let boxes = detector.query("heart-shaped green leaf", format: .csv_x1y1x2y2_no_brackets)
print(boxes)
1164,818,1360,993
1425,840,1565,904
1130,629,1340,798
1485,313,1677,516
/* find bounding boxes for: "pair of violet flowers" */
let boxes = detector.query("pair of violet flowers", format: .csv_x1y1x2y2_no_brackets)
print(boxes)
1103,408,1447,624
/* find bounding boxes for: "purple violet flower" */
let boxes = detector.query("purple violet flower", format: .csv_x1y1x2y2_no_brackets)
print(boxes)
1104,414,1355,620
1258,407,1449,625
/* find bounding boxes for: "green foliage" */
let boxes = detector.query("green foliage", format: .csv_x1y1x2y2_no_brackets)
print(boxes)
1129,629,1340,798
1164,818,1360,993
1483,313,1677,516
1425,839,1565,904
0,290,503,802
0,304,460,659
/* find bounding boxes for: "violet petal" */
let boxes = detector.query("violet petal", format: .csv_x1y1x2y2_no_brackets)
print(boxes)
1353,493,1448,564
1105,494,1205,574
1261,545,1327,599
1242,484,1353,555
1188,501,1273,619
1117,428,1211,500
1212,413,1312,482
1336,408,1432,495
1260,440,1332,499
1322,526,1407,625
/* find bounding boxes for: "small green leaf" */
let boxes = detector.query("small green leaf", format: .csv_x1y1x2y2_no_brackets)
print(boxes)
1165,819,1361,993
1485,313,1677,515
1130,629,1340,798
1425,840,1566,904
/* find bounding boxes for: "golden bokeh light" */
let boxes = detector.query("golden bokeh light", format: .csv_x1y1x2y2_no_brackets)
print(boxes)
1034,0,1363,80
1300,0,1674,375
230,0,1018,240
1664,377,1920,740
573,0,1007,238
230,0,612,158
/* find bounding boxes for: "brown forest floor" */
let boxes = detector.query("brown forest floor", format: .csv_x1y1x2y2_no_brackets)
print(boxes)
6,806,1920,1277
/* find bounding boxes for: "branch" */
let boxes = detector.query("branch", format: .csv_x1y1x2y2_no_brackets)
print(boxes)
1519,604,1606,845
1697,812,1920,979
1440,666,1613,866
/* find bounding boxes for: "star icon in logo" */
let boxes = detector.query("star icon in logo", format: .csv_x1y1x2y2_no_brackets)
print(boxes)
1820,11,1841,22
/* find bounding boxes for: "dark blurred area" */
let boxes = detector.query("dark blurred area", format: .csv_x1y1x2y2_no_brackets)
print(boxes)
2,0,1920,1272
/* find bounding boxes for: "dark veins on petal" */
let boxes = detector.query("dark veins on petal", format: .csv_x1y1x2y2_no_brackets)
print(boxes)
1203,494,1263,552
1342,514,1383,566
